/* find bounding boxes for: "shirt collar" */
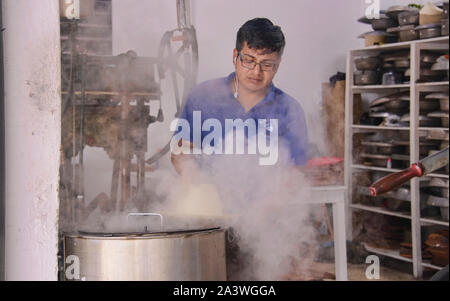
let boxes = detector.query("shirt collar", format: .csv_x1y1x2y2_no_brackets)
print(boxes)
226,72,276,104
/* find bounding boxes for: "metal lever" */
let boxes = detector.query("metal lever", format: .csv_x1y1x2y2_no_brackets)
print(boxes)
127,213,164,232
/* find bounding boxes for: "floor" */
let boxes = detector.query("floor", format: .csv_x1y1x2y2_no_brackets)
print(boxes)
347,263,416,281
305,262,423,281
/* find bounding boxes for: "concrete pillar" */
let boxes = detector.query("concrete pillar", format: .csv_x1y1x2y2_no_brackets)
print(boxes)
3,0,61,280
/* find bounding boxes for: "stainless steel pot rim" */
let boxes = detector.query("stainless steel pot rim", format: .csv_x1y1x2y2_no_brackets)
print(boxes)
66,227,223,239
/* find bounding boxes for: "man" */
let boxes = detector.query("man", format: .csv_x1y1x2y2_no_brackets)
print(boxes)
171,18,308,176
170,18,310,280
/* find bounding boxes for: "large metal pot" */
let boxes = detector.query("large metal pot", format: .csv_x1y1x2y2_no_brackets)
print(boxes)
63,217,226,281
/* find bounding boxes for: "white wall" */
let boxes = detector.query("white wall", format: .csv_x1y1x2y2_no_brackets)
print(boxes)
3,0,61,280
111,0,372,156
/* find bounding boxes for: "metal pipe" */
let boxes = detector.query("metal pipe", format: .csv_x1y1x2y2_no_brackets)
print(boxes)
77,53,87,219
176,0,191,29
119,94,131,211
0,0,5,281
110,159,120,212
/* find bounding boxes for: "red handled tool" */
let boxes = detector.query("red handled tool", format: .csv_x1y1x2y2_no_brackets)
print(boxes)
370,147,449,197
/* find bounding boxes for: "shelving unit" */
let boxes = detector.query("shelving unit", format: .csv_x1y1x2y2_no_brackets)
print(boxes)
345,36,449,279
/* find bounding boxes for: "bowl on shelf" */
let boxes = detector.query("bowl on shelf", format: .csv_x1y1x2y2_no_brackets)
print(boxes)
387,5,417,20
354,70,380,85
355,56,382,70
371,14,398,30
359,31,398,46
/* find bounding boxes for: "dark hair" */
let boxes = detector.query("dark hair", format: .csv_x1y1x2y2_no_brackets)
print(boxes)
236,18,286,56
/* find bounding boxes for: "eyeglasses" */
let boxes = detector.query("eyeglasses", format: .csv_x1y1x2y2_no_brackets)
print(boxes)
237,51,278,72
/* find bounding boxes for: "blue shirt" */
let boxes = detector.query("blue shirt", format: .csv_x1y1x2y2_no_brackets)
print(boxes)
175,72,308,166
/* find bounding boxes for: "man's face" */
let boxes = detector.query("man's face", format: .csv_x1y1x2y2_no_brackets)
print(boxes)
233,42,281,94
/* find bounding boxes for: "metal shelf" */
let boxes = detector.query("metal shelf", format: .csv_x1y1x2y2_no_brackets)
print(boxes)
351,164,403,173
421,262,446,271
352,125,410,132
420,217,450,227
352,84,410,92
419,127,449,132
426,173,449,179
362,243,413,263
350,36,449,53
350,203,411,220
417,81,450,92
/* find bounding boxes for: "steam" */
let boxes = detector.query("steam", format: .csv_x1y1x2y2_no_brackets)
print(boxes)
59,1,330,281
151,145,322,281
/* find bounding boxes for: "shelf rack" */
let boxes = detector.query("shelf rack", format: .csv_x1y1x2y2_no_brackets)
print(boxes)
344,36,449,279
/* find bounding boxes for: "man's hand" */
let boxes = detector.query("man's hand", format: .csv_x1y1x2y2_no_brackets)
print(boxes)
170,139,197,176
